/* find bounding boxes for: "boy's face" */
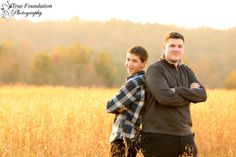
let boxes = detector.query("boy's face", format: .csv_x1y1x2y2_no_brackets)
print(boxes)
163,38,184,64
125,52,145,75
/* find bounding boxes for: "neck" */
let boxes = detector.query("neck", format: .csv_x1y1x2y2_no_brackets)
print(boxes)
166,59,179,67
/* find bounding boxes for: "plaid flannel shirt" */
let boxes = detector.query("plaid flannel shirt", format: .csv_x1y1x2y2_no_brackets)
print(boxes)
106,71,145,143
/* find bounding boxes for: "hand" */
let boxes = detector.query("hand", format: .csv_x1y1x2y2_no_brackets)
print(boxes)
190,82,200,89
170,88,175,92
117,106,128,113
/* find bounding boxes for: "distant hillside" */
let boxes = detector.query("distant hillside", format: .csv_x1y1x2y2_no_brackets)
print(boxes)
1,17,236,88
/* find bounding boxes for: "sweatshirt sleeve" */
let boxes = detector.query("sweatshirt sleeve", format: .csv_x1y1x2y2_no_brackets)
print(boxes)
146,64,190,107
175,66,207,103
106,79,138,113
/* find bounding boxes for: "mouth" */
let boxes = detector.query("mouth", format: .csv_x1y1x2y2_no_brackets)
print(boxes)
172,52,180,55
127,68,134,73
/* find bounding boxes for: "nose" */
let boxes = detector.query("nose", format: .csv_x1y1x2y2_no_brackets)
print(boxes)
173,46,179,51
127,61,134,67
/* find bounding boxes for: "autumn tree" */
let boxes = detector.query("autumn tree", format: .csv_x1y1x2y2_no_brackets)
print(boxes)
0,41,22,83
94,52,117,87
30,52,53,85
50,43,93,86
224,70,236,89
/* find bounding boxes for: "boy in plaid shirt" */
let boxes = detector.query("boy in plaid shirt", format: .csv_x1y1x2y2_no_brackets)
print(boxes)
106,46,148,157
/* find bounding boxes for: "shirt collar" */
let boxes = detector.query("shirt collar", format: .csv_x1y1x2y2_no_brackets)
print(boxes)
159,56,182,68
127,71,145,81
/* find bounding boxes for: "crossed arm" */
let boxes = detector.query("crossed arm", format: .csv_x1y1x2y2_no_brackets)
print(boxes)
106,80,137,113
146,65,207,107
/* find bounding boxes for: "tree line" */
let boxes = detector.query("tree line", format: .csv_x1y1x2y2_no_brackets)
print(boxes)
0,41,121,87
0,18,236,88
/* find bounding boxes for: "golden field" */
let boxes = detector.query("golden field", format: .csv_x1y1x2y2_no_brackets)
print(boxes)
0,86,235,157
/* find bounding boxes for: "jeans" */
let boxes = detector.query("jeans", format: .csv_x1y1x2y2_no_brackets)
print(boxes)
141,133,198,157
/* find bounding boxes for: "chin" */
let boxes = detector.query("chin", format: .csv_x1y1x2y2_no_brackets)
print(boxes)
171,59,180,63
128,71,135,75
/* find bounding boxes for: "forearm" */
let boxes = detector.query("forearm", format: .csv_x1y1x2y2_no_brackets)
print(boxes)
146,66,189,107
175,87,207,103
147,79,190,107
153,88,190,106
106,81,137,113
106,99,126,113
177,67,207,103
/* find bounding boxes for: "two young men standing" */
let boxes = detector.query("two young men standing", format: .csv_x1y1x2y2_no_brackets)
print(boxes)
106,32,207,157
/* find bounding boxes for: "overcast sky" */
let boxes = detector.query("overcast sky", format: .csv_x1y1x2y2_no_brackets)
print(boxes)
3,0,236,30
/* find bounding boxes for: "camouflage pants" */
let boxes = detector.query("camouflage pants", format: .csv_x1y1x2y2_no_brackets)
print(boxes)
110,139,137,157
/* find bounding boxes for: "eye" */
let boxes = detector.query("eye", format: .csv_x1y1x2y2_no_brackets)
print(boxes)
169,44,175,48
178,45,183,48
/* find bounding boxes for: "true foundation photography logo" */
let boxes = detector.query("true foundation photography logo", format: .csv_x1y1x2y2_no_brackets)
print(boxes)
0,0,52,19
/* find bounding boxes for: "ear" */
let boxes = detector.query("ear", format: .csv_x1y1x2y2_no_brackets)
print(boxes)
141,61,147,68
162,44,166,51
162,45,166,57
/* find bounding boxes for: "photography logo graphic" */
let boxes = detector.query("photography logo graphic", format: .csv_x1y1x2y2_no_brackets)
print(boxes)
0,0,52,20
0,0,12,19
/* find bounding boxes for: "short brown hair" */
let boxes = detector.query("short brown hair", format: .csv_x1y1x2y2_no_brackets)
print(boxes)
128,46,148,62
163,32,185,45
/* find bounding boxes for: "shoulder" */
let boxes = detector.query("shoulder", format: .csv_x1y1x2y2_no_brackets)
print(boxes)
127,74,145,87
180,64,194,73
149,60,163,68
147,60,165,74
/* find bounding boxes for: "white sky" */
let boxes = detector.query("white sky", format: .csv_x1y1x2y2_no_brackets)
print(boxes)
3,0,236,30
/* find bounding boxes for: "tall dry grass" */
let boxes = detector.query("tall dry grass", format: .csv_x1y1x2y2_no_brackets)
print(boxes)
191,89,236,157
0,86,235,157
